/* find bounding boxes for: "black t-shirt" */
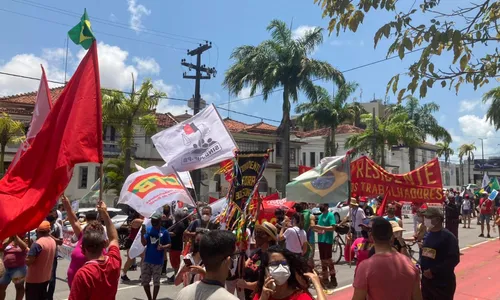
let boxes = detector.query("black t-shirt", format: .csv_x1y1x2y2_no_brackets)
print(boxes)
187,219,219,232
419,229,460,283
169,222,186,251
363,205,374,217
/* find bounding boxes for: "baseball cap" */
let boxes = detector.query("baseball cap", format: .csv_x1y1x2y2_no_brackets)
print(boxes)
465,194,469,199
37,221,51,232
422,207,444,219
150,212,162,220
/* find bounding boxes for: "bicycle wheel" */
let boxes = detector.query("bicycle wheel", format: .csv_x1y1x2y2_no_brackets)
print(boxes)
332,238,343,264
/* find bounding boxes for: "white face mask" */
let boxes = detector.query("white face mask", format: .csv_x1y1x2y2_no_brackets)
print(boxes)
268,264,291,285
424,218,434,230
202,215,210,222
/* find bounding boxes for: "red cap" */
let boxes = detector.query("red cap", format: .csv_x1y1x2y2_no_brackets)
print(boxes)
465,194,469,199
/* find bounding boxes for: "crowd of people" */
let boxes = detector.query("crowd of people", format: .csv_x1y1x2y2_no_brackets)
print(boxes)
1,188,494,300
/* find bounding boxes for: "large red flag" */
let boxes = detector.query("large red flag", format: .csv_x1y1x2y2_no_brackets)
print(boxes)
9,66,52,169
0,41,103,240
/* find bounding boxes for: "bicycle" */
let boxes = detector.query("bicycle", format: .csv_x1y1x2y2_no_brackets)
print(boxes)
332,225,349,264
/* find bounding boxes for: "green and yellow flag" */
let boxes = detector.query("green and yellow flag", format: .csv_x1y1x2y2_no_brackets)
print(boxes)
68,9,95,50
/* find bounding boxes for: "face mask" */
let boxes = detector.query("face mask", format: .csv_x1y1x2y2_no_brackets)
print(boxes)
202,215,210,222
424,218,434,230
268,264,291,285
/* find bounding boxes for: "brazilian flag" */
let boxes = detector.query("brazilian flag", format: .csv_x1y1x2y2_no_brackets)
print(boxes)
68,9,95,50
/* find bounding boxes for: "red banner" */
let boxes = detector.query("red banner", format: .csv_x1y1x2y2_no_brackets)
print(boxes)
298,165,312,175
351,156,444,203
251,195,296,225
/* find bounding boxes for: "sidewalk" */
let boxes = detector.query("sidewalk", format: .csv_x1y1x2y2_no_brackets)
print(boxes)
329,239,500,300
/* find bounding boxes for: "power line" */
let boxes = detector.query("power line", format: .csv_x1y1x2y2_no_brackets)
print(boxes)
0,71,279,123
11,0,207,45
0,8,187,52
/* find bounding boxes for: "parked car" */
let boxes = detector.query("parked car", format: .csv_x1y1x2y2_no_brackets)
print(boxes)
311,201,350,224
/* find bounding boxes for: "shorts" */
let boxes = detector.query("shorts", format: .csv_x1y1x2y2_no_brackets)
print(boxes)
141,262,162,286
169,250,181,270
480,214,491,223
124,238,134,250
462,209,471,216
318,242,333,260
0,266,27,285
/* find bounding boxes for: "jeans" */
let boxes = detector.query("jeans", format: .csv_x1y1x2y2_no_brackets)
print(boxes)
47,258,57,300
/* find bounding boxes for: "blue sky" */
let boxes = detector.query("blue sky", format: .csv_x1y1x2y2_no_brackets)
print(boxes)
0,0,498,163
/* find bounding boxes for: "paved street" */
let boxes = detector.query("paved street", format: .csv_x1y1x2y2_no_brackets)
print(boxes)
5,217,498,299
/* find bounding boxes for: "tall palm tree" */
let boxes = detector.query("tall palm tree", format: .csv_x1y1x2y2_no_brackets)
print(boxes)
295,82,358,156
484,86,500,129
400,97,451,170
102,78,165,179
0,113,25,175
345,110,423,168
436,141,454,166
459,143,477,184
223,20,344,195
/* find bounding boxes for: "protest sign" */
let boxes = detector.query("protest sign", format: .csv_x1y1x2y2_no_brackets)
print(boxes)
231,152,269,209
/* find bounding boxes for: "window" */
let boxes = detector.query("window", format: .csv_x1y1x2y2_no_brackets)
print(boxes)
95,166,100,183
320,152,324,160
110,126,116,141
422,150,427,162
302,152,306,165
79,166,88,189
310,152,316,167
276,142,282,157
289,148,296,163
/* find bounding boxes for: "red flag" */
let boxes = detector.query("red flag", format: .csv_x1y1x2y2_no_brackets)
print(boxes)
9,66,52,169
0,41,103,240
376,193,390,217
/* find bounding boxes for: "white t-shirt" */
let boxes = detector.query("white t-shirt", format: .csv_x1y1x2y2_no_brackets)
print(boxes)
175,281,238,300
283,226,307,254
347,208,366,231
462,199,471,210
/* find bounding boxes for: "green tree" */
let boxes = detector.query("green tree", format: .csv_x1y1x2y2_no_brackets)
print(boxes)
102,78,165,179
0,113,25,175
295,82,359,156
459,143,477,184
345,109,423,168
223,20,344,195
484,87,500,129
315,0,499,100
103,156,139,197
436,141,454,166
399,96,451,170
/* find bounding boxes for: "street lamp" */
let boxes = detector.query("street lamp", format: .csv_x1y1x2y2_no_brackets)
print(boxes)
478,138,485,175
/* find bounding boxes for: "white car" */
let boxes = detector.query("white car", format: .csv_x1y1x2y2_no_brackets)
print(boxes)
311,201,350,224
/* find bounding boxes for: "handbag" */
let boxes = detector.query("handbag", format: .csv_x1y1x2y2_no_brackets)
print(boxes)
293,228,311,257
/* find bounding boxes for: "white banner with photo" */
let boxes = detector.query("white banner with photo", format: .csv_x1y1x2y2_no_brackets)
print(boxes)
152,104,237,172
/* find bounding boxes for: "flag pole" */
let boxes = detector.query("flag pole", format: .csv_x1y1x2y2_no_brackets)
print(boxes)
99,163,104,201
64,35,69,83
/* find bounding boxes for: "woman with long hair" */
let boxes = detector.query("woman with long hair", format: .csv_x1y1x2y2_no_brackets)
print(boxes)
279,213,307,256
253,246,326,300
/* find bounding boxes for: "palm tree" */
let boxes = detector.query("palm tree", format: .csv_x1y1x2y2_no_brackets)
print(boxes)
102,78,165,179
400,97,451,170
345,110,423,168
223,20,344,195
0,113,25,175
459,143,477,184
436,141,454,166
295,82,358,156
484,86,500,129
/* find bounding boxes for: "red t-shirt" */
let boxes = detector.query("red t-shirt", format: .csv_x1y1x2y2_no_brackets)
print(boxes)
480,198,493,215
353,251,419,299
252,291,313,300
68,245,122,300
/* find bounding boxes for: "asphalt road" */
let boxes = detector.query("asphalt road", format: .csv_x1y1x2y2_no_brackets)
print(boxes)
5,217,497,300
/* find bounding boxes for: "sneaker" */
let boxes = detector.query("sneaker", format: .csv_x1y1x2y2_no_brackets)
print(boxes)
479,233,484,237
121,275,130,282
330,276,338,288
487,234,492,238
167,276,175,284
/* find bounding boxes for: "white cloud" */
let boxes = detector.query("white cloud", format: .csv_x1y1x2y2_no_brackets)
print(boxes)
127,0,151,33
42,48,69,62
156,100,191,116
292,25,317,40
133,57,160,75
459,99,481,112
236,86,260,105
458,114,495,138
0,54,64,96
201,93,220,103
78,42,138,90
153,79,180,97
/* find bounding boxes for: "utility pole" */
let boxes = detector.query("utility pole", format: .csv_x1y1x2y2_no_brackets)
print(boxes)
371,107,377,162
182,42,217,202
